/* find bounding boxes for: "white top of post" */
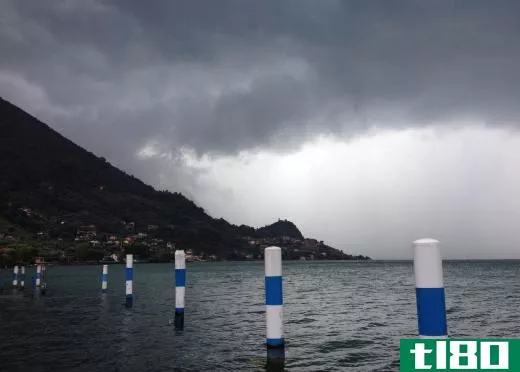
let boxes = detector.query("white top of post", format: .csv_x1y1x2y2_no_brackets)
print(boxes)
175,250,186,269
265,246,282,276
102,264,108,274
413,238,443,288
126,254,133,267
414,238,440,245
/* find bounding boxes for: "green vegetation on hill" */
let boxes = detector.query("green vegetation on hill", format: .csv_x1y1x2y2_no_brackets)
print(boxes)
0,97,370,265
257,219,304,239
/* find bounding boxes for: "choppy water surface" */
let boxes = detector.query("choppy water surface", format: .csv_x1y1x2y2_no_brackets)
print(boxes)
1,260,520,371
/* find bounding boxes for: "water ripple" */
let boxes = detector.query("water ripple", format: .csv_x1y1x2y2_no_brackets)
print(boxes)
1,260,519,371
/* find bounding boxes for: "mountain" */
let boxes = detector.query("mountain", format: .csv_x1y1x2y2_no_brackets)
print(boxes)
0,97,370,264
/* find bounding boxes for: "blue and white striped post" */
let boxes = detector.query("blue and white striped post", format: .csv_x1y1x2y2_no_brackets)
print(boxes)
35,265,41,287
175,250,186,316
265,246,284,348
12,265,19,288
413,238,447,338
20,266,25,290
101,264,108,293
125,254,133,308
41,265,47,294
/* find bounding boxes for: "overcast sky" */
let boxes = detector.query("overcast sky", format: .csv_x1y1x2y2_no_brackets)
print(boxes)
2,0,520,259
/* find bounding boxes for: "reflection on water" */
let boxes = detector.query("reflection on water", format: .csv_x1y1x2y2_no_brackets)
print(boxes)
99,292,109,318
32,286,41,300
266,348,285,372
174,313,185,331
120,307,133,342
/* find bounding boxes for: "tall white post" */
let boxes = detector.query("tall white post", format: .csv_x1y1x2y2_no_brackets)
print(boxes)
264,246,284,348
413,238,447,338
101,264,108,293
125,254,133,307
41,265,47,291
12,265,19,288
35,265,41,287
20,266,25,289
175,250,186,315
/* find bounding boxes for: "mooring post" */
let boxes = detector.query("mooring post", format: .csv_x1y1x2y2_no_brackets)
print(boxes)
20,266,25,290
101,264,108,293
174,250,186,315
264,246,284,349
35,264,41,287
174,250,186,330
41,265,47,293
125,254,133,308
12,265,19,288
413,238,447,338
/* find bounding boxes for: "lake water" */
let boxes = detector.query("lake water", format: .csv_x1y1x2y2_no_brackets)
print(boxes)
1,260,520,371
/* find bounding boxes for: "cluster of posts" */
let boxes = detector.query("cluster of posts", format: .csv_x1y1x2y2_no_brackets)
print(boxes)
103,239,447,350
11,262,48,293
11,265,25,290
262,239,448,348
98,251,186,328
11,238,447,355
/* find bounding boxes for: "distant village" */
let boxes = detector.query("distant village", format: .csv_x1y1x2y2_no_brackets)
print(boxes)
0,207,370,266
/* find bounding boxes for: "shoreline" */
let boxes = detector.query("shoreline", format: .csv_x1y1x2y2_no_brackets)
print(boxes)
1,258,373,268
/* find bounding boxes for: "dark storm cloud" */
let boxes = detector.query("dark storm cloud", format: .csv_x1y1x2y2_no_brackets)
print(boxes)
2,0,520,161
